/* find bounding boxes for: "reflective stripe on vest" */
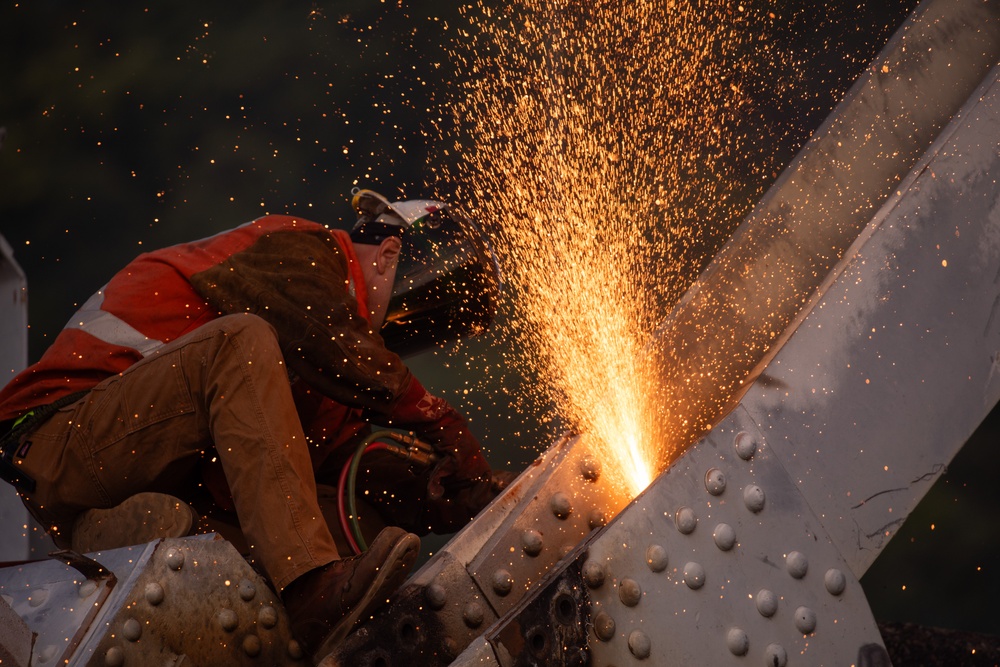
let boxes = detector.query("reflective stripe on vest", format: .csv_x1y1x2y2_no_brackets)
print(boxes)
65,288,165,357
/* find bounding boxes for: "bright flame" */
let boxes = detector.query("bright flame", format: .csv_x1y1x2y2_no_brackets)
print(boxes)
437,1,771,497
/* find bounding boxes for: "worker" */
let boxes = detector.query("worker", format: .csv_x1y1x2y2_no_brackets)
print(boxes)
0,188,507,656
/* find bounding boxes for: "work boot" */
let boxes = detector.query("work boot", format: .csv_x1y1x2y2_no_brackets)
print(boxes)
282,526,420,657
71,492,198,553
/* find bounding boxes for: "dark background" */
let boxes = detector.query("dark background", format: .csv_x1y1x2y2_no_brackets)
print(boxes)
2,0,997,640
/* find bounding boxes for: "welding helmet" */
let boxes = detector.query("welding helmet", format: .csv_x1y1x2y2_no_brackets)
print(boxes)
350,189,502,357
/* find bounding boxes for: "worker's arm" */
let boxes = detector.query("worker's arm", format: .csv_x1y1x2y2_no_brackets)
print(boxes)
189,228,412,411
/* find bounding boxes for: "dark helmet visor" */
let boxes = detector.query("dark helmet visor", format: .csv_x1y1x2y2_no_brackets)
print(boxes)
381,206,502,357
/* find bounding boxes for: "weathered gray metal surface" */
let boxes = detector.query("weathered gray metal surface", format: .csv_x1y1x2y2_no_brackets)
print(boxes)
647,0,1000,461
0,233,30,563
741,64,1000,577
0,592,32,667
463,407,886,666
0,535,304,667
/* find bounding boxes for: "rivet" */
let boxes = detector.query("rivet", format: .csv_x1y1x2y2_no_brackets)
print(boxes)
588,509,607,530
583,560,606,589
258,605,278,629
426,583,447,610
79,580,98,598
764,643,788,667
238,579,256,601
104,646,124,667
645,544,668,572
705,468,726,495
218,608,239,632
593,611,616,642
28,587,48,607
287,639,304,660
550,493,572,519
463,602,485,628
619,578,641,607
522,529,543,556
713,523,736,551
145,582,165,606
824,568,847,596
726,627,749,656
492,569,513,596
243,634,261,657
683,562,705,589
786,551,808,579
580,456,602,482
628,630,651,659
794,606,817,634
743,485,765,513
675,507,697,534
756,589,777,617
165,547,185,571
735,431,757,460
122,618,142,642
560,544,575,559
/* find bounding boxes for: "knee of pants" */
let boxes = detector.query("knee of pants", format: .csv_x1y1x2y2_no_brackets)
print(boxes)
210,312,280,342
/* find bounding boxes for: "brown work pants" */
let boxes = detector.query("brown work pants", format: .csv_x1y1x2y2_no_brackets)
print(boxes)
15,314,340,591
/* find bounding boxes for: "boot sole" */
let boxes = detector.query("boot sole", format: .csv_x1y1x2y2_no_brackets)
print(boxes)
315,531,421,657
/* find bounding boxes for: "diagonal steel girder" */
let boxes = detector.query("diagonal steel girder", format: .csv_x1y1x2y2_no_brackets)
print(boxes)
327,0,1000,665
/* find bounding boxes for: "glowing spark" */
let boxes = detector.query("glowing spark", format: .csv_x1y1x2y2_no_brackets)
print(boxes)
438,1,771,496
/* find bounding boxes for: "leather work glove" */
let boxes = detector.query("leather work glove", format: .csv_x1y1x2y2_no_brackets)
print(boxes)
424,460,516,533
390,377,512,532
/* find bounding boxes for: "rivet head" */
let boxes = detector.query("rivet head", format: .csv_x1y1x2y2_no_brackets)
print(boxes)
645,544,668,572
683,562,705,589
743,485,765,513
705,468,726,495
583,560,606,589
580,456,602,482
588,509,607,530
144,582,165,606
104,647,124,667
619,578,641,607
756,589,778,617
243,634,262,657
764,643,788,667
122,618,142,642
786,551,808,579
79,580,98,598
593,611,616,642
426,583,447,610
28,588,48,607
522,529,543,556
726,627,749,656
550,492,572,519
287,639,304,660
794,606,817,634
258,605,278,629
238,579,256,601
165,547,185,571
463,602,485,628
218,608,239,632
735,431,757,460
628,630,651,659
675,507,697,534
492,569,513,596
825,568,847,596
713,523,736,551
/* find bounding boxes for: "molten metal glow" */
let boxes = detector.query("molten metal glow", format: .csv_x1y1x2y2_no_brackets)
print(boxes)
438,1,770,496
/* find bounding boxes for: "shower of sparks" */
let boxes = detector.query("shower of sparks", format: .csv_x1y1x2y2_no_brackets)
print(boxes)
436,1,775,496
